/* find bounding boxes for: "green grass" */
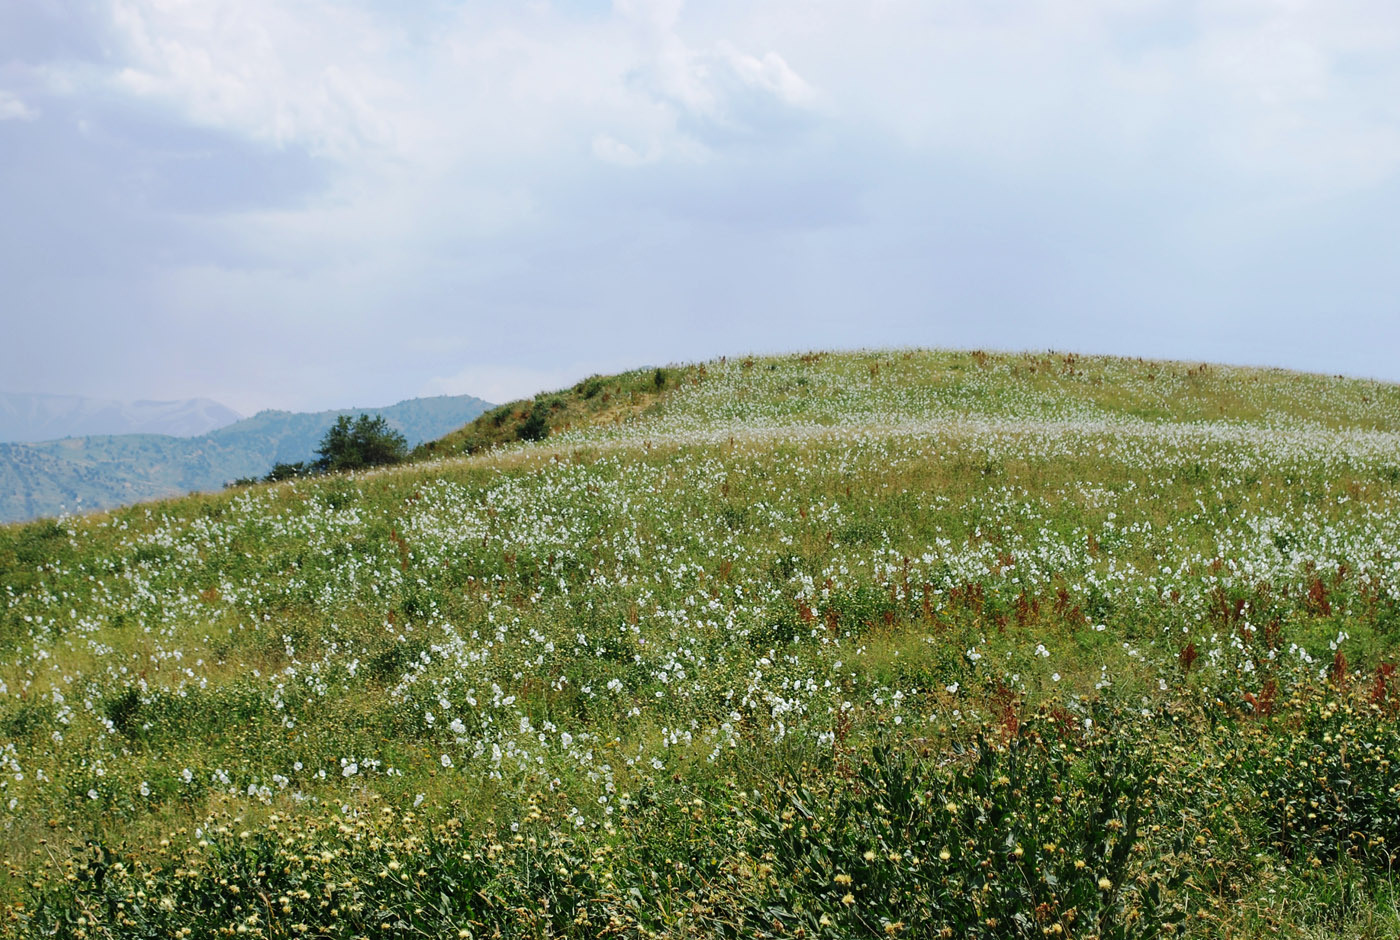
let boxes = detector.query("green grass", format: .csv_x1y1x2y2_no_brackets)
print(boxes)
2,349,1399,938
416,364,694,458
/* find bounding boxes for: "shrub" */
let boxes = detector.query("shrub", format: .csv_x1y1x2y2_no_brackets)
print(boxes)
517,401,550,442
733,719,1179,939
264,461,310,482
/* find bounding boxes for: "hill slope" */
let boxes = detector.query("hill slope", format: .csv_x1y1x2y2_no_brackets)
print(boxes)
0,394,492,523
0,392,241,442
2,350,1399,939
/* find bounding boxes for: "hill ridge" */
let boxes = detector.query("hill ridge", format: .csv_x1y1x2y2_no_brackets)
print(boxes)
417,349,1400,465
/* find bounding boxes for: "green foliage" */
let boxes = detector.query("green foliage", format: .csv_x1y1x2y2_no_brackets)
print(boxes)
264,461,310,482
1247,694,1400,869
314,414,408,473
233,461,311,486
517,401,551,442
21,693,1399,938
735,722,1178,939
424,364,696,457
230,416,409,484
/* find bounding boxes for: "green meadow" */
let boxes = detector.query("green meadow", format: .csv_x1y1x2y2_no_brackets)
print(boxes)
3,350,1399,938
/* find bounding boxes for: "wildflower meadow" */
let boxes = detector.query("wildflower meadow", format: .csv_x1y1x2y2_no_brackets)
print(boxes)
2,350,1399,938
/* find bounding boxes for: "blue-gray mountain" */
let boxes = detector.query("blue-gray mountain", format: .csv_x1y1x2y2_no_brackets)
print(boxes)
0,392,243,442
0,395,492,523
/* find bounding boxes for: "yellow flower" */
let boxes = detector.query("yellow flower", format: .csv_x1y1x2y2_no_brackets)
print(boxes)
834,873,852,886
863,850,877,862
841,893,855,906
1098,877,1113,891
939,847,951,861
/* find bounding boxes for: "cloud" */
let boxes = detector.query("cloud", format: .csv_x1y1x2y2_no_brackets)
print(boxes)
23,0,1400,198
80,0,820,171
0,90,37,120
720,46,814,107
42,0,824,279
100,0,396,158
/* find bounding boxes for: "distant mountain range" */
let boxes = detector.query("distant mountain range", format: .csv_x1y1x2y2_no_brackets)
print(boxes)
0,394,492,523
0,392,243,442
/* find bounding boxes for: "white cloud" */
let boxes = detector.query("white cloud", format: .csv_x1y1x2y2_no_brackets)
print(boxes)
102,0,396,157
63,0,821,275
88,0,818,168
0,90,38,121
719,46,815,107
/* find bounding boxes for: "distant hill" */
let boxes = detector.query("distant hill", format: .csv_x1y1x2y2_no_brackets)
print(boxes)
0,394,492,523
0,392,242,442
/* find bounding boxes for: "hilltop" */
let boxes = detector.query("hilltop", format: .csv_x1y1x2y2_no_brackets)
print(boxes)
0,394,492,523
2,350,1398,939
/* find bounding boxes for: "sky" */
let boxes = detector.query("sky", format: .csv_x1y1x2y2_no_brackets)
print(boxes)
2,0,1398,414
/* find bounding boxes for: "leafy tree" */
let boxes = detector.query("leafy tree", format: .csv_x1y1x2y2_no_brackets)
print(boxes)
314,414,407,473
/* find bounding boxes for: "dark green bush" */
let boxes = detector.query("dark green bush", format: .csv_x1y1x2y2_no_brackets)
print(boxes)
1250,698,1400,868
315,414,408,473
264,461,310,482
733,720,1179,939
517,401,550,442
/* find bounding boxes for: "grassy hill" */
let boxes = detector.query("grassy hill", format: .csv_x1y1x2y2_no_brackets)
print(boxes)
0,394,493,523
2,350,1399,938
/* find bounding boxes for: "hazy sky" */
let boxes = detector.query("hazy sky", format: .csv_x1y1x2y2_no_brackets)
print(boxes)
3,1,1398,413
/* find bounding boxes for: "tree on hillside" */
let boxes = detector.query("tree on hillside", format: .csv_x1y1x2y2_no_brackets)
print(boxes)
314,414,407,473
